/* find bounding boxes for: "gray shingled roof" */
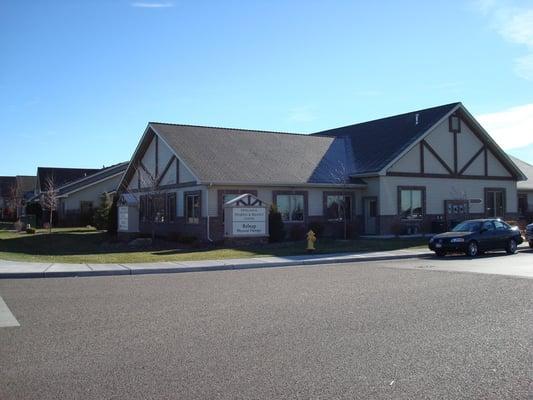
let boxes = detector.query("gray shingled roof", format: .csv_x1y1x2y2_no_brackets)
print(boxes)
151,123,364,185
37,167,101,192
57,162,128,196
510,156,533,191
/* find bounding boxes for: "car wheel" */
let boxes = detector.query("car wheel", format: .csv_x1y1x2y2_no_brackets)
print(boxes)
435,250,446,257
506,238,518,254
529,240,533,249
466,241,479,257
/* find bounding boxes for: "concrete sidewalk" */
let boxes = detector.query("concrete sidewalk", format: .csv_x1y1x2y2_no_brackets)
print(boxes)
0,248,433,279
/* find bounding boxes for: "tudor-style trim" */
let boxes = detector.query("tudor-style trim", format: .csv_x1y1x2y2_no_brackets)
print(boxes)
154,135,159,178
378,103,462,175
378,103,525,181
126,181,199,193
118,125,202,193
149,124,202,183
484,146,488,176
456,107,524,180
156,156,177,186
458,145,485,175
419,142,424,174
272,190,308,223
453,131,458,174
386,171,516,181
117,124,154,191
421,140,454,175
176,158,180,184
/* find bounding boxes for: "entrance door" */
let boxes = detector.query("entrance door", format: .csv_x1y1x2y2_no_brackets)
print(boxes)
364,198,378,235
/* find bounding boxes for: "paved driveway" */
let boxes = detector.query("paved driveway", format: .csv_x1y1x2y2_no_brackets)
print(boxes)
0,257,532,399
390,247,533,278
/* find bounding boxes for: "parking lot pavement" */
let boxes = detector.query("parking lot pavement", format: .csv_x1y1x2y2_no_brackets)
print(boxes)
1,259,532,400
386,247,533,279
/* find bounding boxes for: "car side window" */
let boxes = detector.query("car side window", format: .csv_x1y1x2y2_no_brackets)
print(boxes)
494,221,506,230
482,221,495,231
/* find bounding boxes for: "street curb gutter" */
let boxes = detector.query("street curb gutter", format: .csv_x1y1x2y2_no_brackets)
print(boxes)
0,252,432,279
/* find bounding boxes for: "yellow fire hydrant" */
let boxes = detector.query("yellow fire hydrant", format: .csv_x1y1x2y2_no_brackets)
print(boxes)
306,230,317,252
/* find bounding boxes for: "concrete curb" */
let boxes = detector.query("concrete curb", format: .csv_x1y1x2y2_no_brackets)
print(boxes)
0,250,433,279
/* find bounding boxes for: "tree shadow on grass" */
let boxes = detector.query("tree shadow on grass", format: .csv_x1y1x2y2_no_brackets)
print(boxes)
0,231,183,257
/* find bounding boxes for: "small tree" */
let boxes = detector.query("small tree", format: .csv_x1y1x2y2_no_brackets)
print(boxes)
41,176,58,233
93,192,113,230
268,205,285,242
329,160,350,239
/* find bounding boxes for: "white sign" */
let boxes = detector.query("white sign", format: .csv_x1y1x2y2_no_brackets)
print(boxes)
232,207,266,235
118,207,129,231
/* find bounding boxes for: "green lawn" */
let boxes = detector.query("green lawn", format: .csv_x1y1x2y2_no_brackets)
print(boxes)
0,227,427,264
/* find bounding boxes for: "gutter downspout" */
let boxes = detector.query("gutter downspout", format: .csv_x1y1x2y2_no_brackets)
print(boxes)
206,183,213,243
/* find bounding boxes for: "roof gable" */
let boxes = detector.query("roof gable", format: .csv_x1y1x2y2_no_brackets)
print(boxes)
313,102,460,174
511,156,533,190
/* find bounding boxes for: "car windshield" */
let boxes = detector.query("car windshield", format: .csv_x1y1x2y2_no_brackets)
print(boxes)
452,221,482,232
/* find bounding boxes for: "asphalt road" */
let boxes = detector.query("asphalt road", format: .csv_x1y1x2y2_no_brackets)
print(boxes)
1,254,532,399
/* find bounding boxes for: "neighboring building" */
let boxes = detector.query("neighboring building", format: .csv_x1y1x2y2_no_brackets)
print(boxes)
29,163,127,226
117,102,526,241
55,162,128,225
510,156,533,219
34,166,101,197
0,176,17,220
0,175,36,220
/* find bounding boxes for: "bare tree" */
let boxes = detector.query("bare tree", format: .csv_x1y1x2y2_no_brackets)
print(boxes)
6,183,19,221
41,176,58,233
329,160,350,240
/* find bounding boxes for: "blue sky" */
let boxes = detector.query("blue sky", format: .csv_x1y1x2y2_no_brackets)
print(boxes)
1,0,532,176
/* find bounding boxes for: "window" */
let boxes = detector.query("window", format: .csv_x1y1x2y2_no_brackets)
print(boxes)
166,193,176,222
276,194,304,222
494,220,509,231
399,188,424,219
482,221,495,231
139,195,165,222
139,195,148,222
326,195,352,221
486,189,504,218
152,196,165,222
185,193,200,224
518,194,528,216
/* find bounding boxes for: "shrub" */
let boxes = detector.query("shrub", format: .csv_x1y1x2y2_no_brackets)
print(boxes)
390,220,403,237
307,222,325,237
14,220,24,232
25,202,43,227
107,194,119,235
268,205,285,242
26,227,36,234
179,235,197,244
288,224,306,241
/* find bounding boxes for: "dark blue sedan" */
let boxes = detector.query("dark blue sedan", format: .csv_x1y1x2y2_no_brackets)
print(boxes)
429,219,523,257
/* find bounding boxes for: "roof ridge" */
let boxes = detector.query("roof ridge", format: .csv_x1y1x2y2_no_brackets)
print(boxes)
315,102,461,134
149,121,308,137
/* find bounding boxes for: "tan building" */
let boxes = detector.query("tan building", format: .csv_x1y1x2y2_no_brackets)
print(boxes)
117,102,526,241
